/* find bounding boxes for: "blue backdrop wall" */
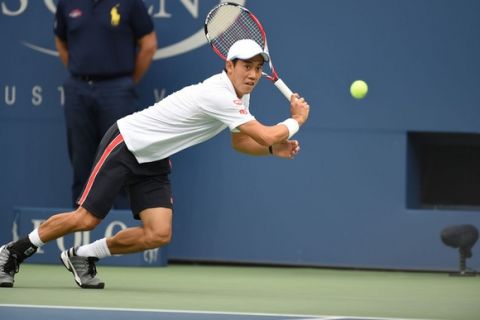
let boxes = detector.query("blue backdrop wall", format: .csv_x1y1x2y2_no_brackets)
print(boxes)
1,0,480,271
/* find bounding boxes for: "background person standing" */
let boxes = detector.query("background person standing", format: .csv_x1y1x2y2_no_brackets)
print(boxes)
54,0,157,208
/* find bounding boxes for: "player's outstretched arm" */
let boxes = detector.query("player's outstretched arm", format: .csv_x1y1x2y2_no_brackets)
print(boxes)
233,94,309,157
231,131,300,159
231,132,270,156
235,94,309,146
236,120,289,148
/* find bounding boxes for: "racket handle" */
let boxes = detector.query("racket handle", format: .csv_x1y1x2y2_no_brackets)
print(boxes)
274,78,293,101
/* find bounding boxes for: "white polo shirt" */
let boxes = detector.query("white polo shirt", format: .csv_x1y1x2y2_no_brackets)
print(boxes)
117,71,256,163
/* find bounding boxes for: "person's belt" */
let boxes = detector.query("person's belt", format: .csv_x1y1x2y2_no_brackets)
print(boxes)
72,73,130,82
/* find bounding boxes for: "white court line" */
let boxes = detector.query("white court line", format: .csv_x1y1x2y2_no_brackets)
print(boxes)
0,304,439,320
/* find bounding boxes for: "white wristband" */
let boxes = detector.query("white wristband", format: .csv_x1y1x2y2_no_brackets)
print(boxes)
279,118,299,139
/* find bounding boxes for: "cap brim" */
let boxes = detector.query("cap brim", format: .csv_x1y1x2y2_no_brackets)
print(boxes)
229,52,269,62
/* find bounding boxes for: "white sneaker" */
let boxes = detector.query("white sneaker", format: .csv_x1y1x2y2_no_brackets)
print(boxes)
60,247,105,289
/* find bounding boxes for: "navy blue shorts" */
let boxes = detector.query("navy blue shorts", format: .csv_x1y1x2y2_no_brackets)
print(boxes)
77,123,172,220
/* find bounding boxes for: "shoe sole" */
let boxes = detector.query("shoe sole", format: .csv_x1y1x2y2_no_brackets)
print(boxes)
60,251,104,289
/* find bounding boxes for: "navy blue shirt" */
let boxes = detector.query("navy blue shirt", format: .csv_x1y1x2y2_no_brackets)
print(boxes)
54,0,154,77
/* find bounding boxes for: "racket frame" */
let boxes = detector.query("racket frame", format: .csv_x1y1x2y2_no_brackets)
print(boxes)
204,2,293,100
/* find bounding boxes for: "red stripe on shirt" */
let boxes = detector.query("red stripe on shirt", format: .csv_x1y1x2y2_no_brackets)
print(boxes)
78,133,124,206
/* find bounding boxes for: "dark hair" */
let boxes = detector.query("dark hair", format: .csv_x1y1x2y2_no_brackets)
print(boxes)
223,59,239,73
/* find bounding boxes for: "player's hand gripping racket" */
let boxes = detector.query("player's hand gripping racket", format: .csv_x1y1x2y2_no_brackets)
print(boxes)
204,2,293,101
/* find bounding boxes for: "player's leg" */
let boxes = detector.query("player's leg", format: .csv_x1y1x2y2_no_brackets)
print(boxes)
36,208,105,289
60,124,129,289
1,123,126,288
107,207,172,254
59,207,171,289
38,207,101,242
62,166,173,287
0,207,100,288
106,171,173,254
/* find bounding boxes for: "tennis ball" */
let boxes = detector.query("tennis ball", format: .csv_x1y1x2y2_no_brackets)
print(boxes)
350,80,368,99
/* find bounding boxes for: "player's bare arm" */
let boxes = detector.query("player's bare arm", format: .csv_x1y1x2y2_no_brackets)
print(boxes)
234,93,308,158
237,120,289,147
236,92,309,141
231,132,300,159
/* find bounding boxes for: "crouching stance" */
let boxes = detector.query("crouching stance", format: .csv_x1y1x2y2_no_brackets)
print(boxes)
1,124,173,289
0,39,309,288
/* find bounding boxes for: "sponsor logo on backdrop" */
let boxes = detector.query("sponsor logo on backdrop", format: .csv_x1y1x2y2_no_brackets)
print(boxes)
2,0,246,59
1,0,246,108
144,248,160,264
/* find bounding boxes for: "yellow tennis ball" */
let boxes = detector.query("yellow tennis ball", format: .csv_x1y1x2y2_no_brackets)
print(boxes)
350,80,368,99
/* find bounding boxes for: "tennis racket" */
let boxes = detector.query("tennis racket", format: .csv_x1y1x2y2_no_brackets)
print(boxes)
204,2,293,101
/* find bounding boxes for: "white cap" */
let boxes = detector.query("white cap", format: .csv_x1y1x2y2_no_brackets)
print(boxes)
227,39,270,62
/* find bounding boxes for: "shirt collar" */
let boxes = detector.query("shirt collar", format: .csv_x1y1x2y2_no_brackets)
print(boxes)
221,70,250,101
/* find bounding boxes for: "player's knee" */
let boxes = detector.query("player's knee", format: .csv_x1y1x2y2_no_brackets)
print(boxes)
81,217,101,231
145,228,172,248
73,208,101,231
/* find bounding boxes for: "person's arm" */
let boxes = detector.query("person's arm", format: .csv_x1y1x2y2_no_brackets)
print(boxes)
54,36,69,67
231,131,300,159
235,119,290,148
232,93,309,158
133,31,157,84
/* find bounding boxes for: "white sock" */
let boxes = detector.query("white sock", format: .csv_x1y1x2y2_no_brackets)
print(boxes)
76,238,111,259
28,229,45,247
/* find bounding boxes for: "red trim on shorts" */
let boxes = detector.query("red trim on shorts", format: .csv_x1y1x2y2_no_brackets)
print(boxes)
78,134,124,206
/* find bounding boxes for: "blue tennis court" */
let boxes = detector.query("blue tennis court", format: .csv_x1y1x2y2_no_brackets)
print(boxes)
0,305,434,320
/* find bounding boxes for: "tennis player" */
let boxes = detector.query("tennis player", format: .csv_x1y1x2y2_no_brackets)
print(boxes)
0,39,310,289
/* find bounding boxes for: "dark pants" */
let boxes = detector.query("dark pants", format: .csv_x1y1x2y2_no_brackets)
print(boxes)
63,76,138,208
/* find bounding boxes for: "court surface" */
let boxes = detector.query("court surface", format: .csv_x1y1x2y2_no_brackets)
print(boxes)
0,264,479,320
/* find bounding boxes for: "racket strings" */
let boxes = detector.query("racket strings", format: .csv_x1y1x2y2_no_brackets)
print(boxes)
206,6,264,58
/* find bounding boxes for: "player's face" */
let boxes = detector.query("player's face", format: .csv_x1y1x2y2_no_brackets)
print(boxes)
227,55,264,97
